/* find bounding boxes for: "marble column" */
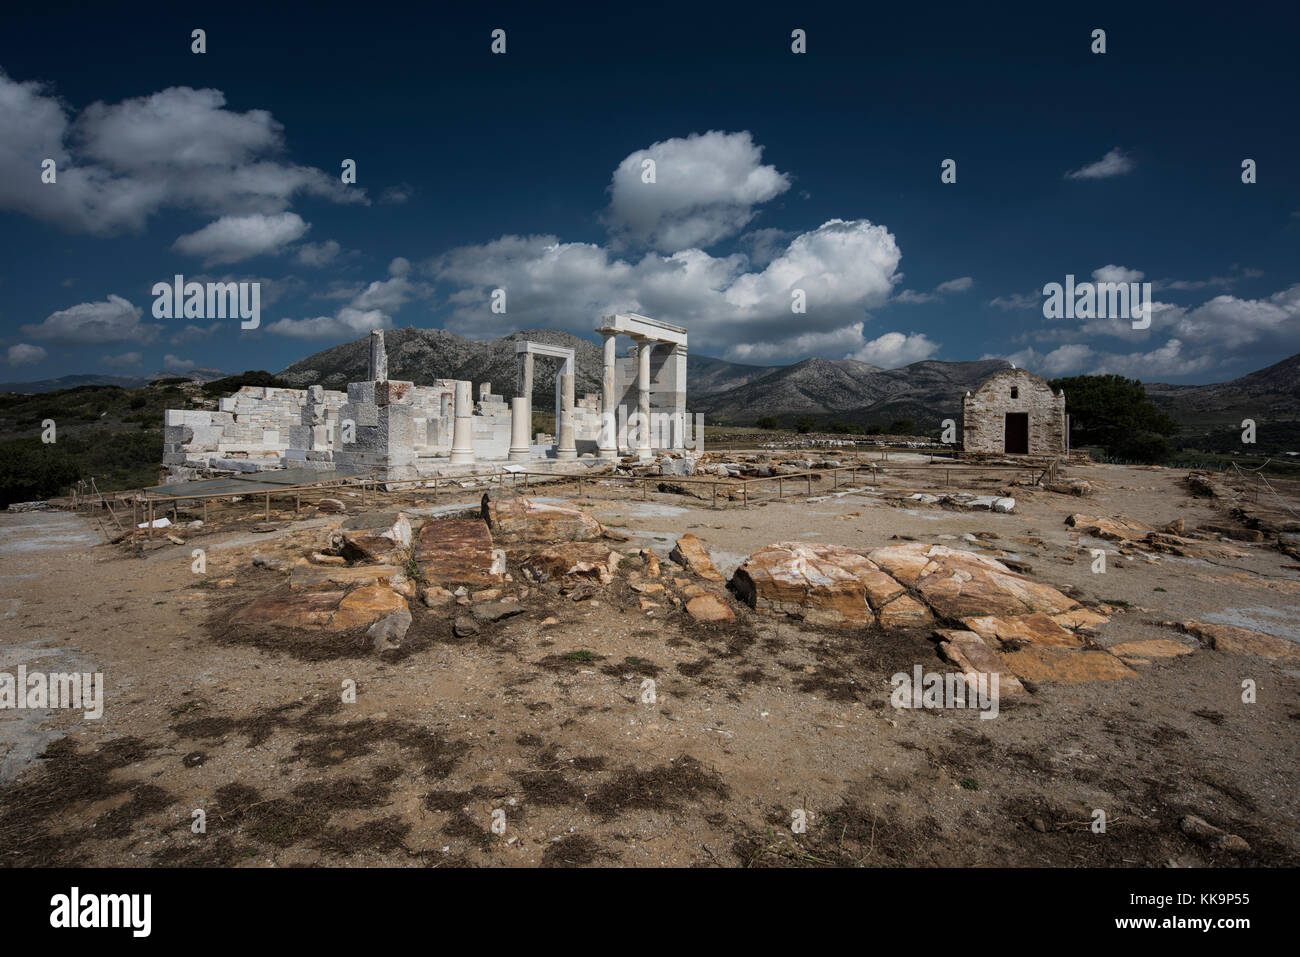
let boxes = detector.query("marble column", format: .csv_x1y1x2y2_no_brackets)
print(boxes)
636,338,654,459
449,380,474,465
516,351,534,425
557,373,577,460
508,397,530,462
598,332,618,458
368,329,388,382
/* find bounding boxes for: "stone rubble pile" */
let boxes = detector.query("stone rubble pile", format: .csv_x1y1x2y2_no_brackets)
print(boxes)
222,493,1291,686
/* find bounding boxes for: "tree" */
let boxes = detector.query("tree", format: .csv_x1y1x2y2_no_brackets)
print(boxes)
794,416,816,434
756,416,778,430
0,439,80,508
1048,374,1178,462
888,418,916,435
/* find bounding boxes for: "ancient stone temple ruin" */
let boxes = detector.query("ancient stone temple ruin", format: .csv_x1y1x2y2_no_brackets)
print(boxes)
162,315,694,482
962,368,1067,456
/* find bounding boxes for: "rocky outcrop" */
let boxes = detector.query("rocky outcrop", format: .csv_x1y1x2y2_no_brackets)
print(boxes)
729,542,875,625
1179,620,1300,662
728,539,1140,685
867,543,1078,619
480,491,603,546
1002,646,1138,684
1066,513,1154,541
961,613,1082,649
934,629,1026,696
1067,513,1249,560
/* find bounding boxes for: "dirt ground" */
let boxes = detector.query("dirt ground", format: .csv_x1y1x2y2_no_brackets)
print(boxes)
1,459,1298,867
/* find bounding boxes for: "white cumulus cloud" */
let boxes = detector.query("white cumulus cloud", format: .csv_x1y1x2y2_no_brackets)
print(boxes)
1064,147,1135,180
102,351,142,369
173,212,309,265
849,331,941,367
0,69,364,236
7,343,47,366
428,218,901,358
22,294,156,345
604,131,790,251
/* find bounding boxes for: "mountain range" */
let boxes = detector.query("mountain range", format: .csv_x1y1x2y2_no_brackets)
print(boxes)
1144,352,1300,426
0,368,226,394
4,326,1297,431
275,327,1011,426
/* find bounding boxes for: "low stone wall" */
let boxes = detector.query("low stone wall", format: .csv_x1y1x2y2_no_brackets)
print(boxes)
163,386,347,474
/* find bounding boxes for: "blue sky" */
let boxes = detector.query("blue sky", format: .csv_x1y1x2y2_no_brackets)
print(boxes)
1,1,1297,384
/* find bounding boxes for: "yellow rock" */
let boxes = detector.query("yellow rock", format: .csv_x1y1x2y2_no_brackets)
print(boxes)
962,613,1083,649
685,594,735,622
1180,620,1300,662
330,585,408,630
1002,647,1138,684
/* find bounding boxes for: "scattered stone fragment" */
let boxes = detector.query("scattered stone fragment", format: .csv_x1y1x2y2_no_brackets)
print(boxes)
339,511,412,564
522,542,622,584
420,585,455,607
686,594,735,622
317,498,346,513
642,549,661,579
669,534,725,582
453,616,480,637
309,552,346,565
1179,815,1250,854
1045,479,1091,497
367,607,412,651
470,599,524,623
